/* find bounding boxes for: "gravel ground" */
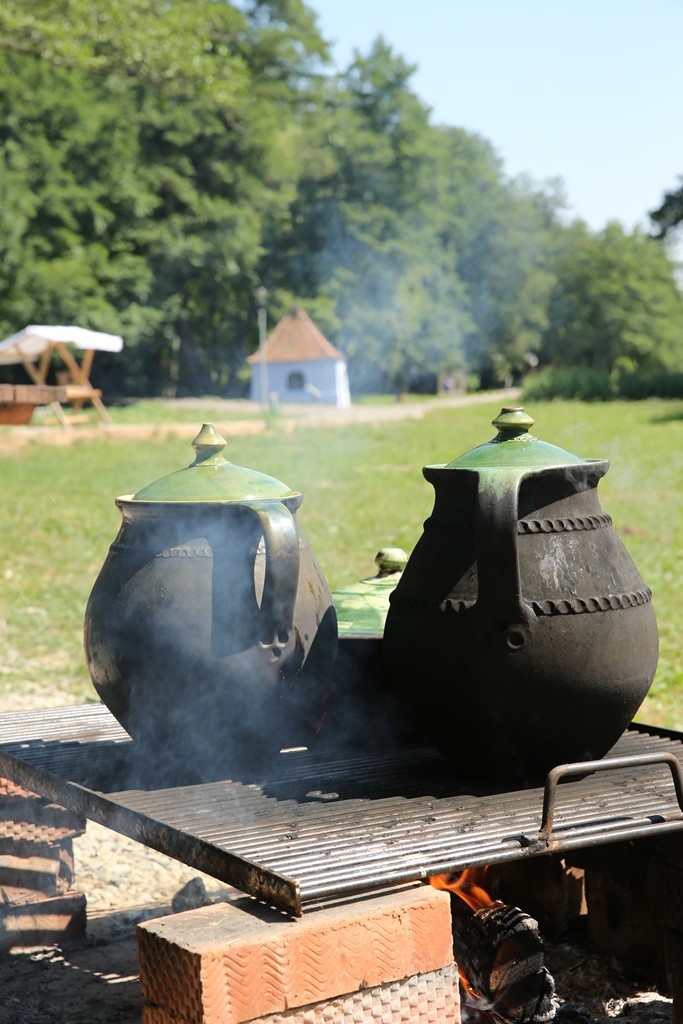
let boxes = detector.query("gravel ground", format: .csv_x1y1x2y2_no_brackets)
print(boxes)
73,820,233,920
1,821,238,1024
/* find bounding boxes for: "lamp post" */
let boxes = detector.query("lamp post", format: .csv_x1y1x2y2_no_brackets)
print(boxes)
254,285,269,408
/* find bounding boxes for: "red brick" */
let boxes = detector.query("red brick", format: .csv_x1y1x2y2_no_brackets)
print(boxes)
0,798,85,842
0,888,86,950
141,963,460,1024
0,839,75,893
138,885,454,1024
0,777,40,800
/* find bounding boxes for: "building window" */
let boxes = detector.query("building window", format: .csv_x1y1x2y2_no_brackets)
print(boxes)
287,371,305,390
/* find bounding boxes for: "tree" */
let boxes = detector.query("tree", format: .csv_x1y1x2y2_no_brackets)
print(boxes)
650,176,683,239
439,153,565,388
540,223,683,374
10,2,672,401
264,36,469,391
0,0,330,395
269,38,560,392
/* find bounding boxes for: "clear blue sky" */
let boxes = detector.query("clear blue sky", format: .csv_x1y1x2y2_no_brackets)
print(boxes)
309,0,682,233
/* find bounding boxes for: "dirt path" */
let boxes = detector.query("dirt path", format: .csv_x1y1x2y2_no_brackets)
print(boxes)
0,389,521,452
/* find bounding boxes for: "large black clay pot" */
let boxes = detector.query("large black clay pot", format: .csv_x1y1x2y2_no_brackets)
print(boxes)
383,407,658,782
84,424,337,780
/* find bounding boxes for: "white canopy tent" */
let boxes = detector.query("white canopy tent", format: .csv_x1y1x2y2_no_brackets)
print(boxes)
0,325,124,364
0,325,123,424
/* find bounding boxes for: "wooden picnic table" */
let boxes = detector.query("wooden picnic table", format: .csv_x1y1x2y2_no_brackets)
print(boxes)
26,341,112,424
0,383,68,424
0,327,122,426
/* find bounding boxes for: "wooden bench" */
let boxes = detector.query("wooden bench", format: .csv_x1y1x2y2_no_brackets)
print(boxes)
55,371,110,423
64,383,103,405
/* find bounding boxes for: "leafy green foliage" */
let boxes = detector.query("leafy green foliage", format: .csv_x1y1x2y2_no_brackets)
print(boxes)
0,1,682,397
0,0,328,395
617,370,683,400
539,223,683,376
650,174,683,238
523,367,614,402
524,367,683,403
270,40,566,393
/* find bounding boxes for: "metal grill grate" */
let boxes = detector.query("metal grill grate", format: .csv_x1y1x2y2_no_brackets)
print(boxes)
1,704,682,916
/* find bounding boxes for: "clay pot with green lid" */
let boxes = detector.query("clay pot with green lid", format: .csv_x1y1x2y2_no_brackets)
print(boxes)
333,547,408,638
84,424,337,780
383,407,658,782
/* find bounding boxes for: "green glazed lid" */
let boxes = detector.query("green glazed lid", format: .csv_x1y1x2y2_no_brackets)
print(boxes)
333,548,408,637
442,407,584,471
131,423,298,502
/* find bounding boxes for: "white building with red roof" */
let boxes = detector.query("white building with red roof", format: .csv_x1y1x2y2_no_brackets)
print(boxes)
247,307,351,408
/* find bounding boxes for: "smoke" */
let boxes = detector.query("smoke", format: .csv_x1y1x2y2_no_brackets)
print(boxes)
309,636,421,756
85,502,339,789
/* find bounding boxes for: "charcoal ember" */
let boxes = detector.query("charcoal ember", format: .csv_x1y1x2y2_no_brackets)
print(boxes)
452,900,556,1024
553,1007,591,1024
171,877,212,914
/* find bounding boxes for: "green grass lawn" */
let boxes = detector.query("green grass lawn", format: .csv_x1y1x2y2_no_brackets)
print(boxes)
1,396,682,730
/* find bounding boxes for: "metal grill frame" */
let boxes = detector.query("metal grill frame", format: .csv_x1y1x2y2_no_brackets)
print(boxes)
1,704,683,916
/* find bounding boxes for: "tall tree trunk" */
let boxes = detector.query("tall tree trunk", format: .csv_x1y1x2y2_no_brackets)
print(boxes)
225,303,255,397
177,320,210,395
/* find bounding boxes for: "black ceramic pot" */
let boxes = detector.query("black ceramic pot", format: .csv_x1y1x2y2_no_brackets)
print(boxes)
383,408,658,782
84,424,337,781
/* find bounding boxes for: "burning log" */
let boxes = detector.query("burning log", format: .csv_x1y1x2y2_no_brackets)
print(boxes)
431,871,556,1024
452,900,556,1024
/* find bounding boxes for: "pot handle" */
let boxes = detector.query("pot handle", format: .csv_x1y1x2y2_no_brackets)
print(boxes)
241,500,300,643
475,469,534,643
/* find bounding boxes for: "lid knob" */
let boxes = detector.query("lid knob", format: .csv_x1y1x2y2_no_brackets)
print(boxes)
375,547,408,576
191,423,227,465
491,406,535,440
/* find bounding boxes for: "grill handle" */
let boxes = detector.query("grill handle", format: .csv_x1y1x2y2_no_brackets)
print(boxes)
539,751,683,842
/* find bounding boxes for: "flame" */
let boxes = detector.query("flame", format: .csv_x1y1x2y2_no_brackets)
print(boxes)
430,867,501,1002
429,866,498,913
430,868,555,1023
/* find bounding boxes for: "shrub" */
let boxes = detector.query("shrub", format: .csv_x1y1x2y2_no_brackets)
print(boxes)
616,370,683,400
522,367,614,402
